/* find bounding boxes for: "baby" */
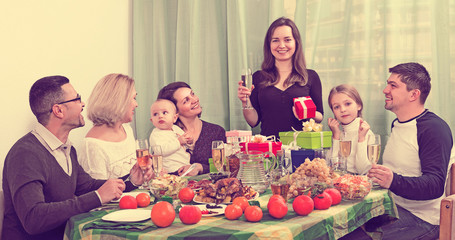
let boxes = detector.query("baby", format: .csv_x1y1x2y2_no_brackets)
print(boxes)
149,99,193,174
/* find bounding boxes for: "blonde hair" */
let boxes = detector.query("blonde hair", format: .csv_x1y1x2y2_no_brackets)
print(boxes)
87,73,135,126
328,84,363,117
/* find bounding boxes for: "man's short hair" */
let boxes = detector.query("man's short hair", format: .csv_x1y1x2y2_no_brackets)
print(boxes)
389,62,431,104
29,75,69,125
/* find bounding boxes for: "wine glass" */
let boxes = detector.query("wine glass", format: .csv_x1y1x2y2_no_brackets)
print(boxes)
338,132,351,174
367,134,381,164
212,141,227,172
150,145,163,178
136,139,150,189
241,68,253,110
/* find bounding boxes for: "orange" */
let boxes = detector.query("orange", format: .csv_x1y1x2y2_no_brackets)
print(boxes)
232,196,250,212
244,206,263,222
151,201,175,227
224,204,243,220
136,193,151,207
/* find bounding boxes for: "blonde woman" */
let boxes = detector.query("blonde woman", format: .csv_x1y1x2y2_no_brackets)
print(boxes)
79,74,151,183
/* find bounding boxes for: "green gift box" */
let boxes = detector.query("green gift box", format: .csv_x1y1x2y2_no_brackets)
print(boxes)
279,131,332,149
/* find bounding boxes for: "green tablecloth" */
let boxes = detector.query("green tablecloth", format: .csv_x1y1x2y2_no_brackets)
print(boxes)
64,187,397,240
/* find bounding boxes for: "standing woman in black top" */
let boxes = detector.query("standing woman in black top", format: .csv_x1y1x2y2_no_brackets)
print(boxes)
238,17,323,140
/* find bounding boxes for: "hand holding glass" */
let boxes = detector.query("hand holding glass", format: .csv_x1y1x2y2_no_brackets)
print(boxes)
241,68,253,110
136,139,150,189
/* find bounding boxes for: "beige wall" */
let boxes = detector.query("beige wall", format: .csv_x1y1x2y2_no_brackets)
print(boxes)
0,1,132,187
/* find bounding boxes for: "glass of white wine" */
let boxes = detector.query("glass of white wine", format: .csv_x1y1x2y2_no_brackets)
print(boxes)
367,134,381,164
338,132,351,174
136,139,150,189
241,68,253,110
212,141,227,172
150,145,163,178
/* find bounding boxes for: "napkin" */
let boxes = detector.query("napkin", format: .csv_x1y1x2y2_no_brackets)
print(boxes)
82,220,156,231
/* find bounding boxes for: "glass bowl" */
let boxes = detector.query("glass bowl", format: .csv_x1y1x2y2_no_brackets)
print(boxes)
333,174,372,200
149,186,169,199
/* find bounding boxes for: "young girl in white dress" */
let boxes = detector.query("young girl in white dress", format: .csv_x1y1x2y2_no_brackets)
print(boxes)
328,84,376,175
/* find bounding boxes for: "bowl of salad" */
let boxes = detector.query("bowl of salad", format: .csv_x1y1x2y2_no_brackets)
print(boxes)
333,174,371,200
149,174,188,199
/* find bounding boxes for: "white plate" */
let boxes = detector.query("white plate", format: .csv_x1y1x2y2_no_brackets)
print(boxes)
184,204,226,217
111,192,149,203
102,209,151,222
193,192,259,204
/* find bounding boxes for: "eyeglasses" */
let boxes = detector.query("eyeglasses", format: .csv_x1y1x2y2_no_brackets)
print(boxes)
49,94,81,113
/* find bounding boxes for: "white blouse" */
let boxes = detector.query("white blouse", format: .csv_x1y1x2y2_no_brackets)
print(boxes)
330,118,375,175
78,123,136,179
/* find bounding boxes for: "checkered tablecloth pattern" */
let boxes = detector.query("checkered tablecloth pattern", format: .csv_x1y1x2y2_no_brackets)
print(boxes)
64,188,397,240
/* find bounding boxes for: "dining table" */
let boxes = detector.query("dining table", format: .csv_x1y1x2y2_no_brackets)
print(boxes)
64,176,398,240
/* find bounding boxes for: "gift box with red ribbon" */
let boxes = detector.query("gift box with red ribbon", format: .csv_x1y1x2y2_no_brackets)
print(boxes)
239,141,282,156
294,96,316,120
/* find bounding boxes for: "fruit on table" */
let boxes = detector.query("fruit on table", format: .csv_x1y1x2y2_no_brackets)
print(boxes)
267,198,288,219
267,194,286,209
292,195,314,216
324,188,341,205
232,196,250,212
119,195,137,209
136,193,151,207
151,201,176,227
179,187,195,203
179,205,202,224
244,206,263,222
224,204,243,220
313,192,332,210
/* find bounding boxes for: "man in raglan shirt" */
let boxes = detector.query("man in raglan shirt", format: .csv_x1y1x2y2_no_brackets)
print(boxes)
368,62,453,239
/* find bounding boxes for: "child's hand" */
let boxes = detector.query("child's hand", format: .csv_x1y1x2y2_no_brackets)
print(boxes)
178,132,193,145
328,117,341,139
358,118,370,142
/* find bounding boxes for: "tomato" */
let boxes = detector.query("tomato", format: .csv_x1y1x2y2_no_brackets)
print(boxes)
267,199,288,219
178,187,195,203
119,195,137,209
232,197,250,212
267,194,286,209
136,193,151,207
179,205,202,224
224,204,243,220
244,206,263,222
292,195,314,216
324,188,342,205
151,201,176,227
313,192,332,210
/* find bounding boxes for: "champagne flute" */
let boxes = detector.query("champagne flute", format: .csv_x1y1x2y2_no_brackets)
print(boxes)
367,134,381,164
338,132,351,174
241,68,253,110
212,141,227,172
136,139,150,189
150,145,163,178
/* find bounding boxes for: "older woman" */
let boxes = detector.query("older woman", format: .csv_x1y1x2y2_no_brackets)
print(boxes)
156,82,226,176
79,73,151,183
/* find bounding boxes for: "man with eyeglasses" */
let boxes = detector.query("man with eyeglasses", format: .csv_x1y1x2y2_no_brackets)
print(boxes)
2,76,146,240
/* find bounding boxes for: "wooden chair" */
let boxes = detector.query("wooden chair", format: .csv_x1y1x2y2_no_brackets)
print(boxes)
440,162,455,240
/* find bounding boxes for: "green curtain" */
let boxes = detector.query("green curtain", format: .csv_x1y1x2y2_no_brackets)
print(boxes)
133,0,455,141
